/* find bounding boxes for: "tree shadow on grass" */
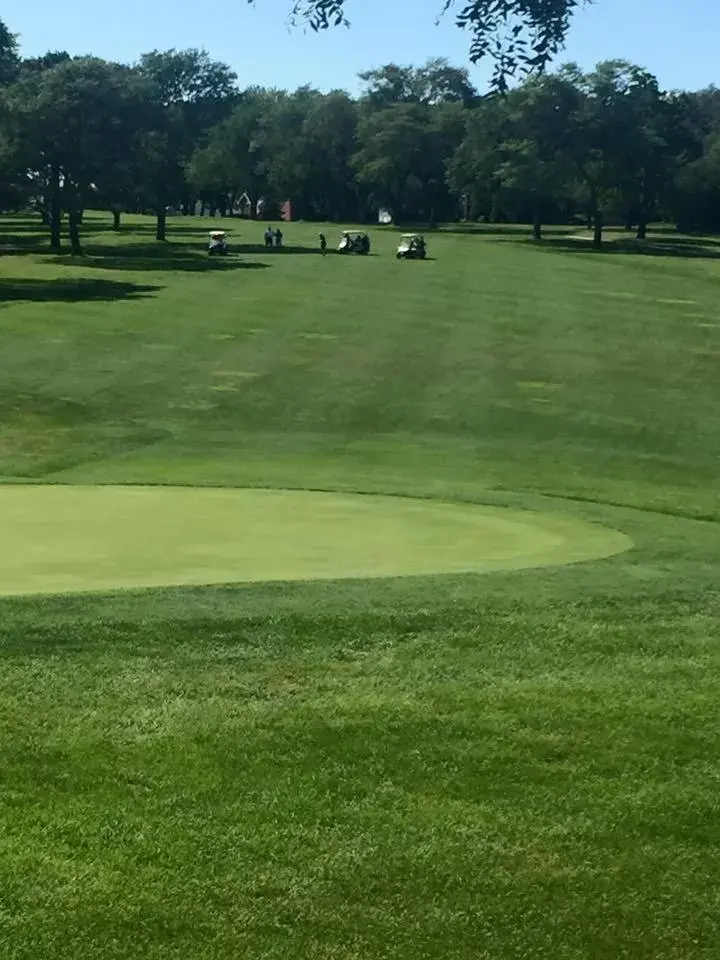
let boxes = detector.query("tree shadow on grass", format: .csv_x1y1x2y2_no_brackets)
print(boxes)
1,220,110,236
46,242,271,273
438,224,577,238
503,234,720,261
129,223,230,237
128,221,276,238
111,220,334,249
0,278,161,303
0,234,55,255
640,224,720,245
229,242,327,256
650,234,720,251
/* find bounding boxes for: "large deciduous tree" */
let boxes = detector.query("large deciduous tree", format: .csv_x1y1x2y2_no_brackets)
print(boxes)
354,101,465,224
494,75,579,238
300,91,359,220
447,60,686,242
447,94,511,222
4,57,145,253
0,16,18,83
187,87,279,219
558,61,674,247
353,105,431,221
138,49,237,240
672,129,720,232
359,59,477,109
189,86,361,223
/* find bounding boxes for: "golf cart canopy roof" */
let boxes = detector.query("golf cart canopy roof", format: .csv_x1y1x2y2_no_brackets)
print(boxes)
209,230,227,238
401,233,423,239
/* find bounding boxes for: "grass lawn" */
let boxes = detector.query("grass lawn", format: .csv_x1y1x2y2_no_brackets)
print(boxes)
0,213,719,959
0,485,630,594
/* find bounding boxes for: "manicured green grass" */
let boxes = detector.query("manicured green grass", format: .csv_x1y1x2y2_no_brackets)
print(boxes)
0,213,719,959
0,484,630,595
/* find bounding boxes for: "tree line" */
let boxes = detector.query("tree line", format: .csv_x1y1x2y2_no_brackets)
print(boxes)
0,18,718,253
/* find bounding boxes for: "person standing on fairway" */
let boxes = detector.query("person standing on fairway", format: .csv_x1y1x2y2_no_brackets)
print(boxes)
264,226,274,249
275,228,283,249
319,233,327,256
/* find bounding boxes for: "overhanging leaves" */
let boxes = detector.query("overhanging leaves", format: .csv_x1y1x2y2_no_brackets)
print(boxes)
250,1,587,88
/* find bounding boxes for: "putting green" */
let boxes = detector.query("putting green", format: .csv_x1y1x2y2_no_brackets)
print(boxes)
0,485,631,596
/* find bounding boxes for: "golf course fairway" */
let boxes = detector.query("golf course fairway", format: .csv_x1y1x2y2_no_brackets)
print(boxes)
0,485,631,596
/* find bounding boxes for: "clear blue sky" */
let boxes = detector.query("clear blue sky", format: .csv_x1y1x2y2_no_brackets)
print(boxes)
4,0,719,93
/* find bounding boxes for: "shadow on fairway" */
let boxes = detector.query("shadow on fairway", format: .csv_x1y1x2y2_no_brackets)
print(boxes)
129,223,232,237
0,235,55,255
232,243,329,256
505,234,720,261
47,242,271,273
0,278,161,303
439,224,577,237
112,223,341,255
1,220,109,235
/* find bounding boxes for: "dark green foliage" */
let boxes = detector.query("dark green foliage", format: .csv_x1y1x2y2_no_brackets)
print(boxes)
0,17,717,241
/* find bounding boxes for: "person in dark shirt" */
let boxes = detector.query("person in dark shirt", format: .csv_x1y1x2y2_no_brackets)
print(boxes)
275,228,283,249
319,233,327,255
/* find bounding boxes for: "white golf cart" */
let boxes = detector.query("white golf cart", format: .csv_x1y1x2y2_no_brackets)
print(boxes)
396,234,427,260
338,231,371,255
208,230,229,256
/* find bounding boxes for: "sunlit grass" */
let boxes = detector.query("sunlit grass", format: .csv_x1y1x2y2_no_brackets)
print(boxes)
0,213,719,959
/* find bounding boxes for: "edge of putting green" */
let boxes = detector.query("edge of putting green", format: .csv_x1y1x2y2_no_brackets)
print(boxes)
0,484,633,597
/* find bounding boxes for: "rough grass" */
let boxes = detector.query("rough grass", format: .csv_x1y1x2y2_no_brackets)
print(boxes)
0,213,719,960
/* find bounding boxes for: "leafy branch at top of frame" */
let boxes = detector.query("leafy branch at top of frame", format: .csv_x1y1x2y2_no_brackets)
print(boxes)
248,0,589,89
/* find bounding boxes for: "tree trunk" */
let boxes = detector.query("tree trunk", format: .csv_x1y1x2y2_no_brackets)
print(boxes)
50,208,62,251
532,211,542,241
636,217,648,241
49,166,62,251
68,204,82,255
112,208,122,232
592,210,604,249
49,206,62,251
156,203,167,242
